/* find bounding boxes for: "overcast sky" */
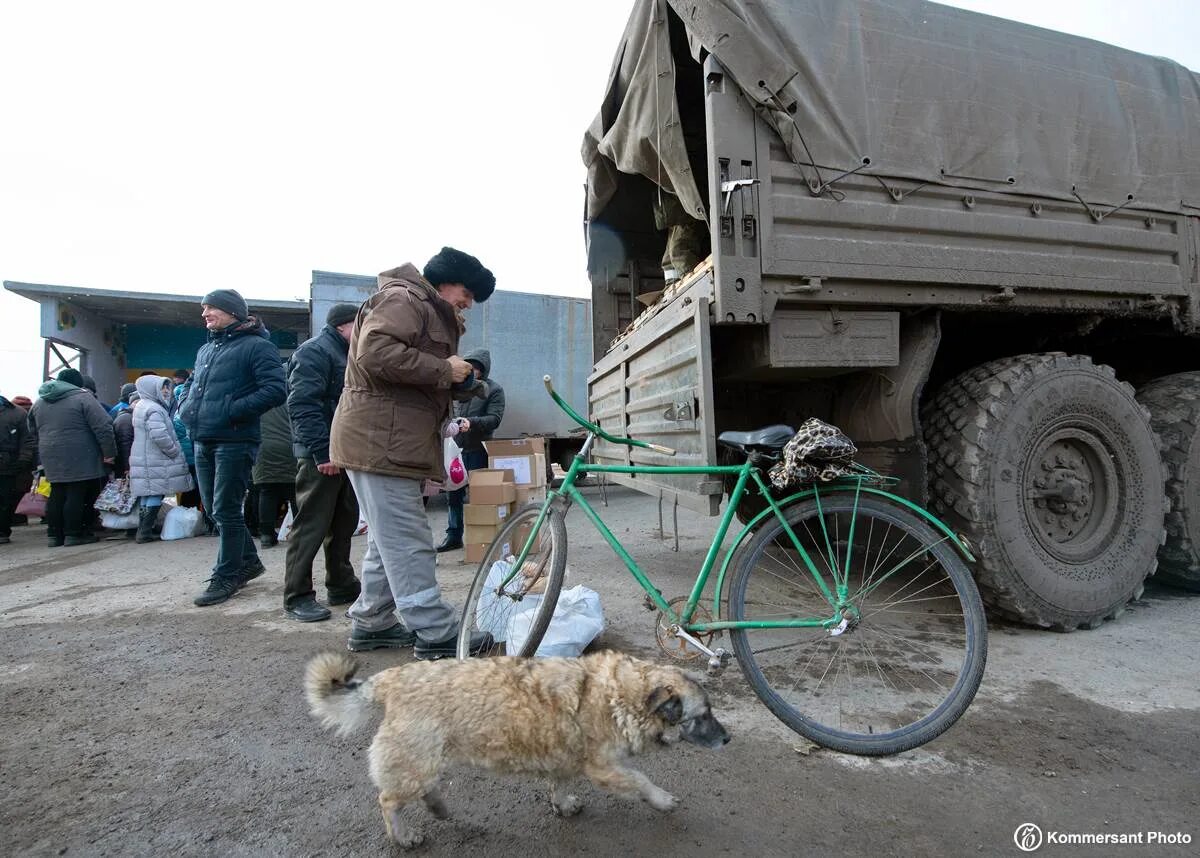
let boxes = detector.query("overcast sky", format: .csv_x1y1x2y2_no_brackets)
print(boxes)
2,0,1197,398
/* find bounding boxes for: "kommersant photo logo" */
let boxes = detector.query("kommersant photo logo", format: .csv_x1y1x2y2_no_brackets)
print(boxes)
1013,822,1191,851
1015,823,1043,852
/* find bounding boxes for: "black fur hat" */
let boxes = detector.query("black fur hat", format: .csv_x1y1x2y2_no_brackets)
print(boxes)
423,247,495,303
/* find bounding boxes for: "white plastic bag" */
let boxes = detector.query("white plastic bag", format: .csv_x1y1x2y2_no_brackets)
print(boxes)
100,503,140,530
475,559,525,642
509,584,604,657
277,508,294,541
161,505,203,540
443,438,468,491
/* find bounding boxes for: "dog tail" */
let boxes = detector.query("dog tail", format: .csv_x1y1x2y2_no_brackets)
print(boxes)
304,652,377,736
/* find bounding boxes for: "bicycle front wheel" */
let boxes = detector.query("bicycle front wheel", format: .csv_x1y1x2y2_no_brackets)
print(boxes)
728,494,986,755
456,504,567,659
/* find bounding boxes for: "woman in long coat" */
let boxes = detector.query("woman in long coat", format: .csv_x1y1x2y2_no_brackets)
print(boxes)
129,375,194,543
28,368,116,546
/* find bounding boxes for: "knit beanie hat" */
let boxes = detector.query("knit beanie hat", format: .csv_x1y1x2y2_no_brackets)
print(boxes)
423,247,495,303
326,303,360,327
201,289,249,320
57,368,84,388
120,382,137,403
80,375,97,394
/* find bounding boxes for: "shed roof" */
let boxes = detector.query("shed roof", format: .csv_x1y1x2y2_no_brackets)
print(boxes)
3,280,309,330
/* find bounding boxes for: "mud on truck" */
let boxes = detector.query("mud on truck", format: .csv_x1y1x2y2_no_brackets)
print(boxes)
582,0,1200,630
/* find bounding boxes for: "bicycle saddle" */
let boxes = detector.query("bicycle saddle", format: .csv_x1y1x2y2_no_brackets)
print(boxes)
716,424,795,451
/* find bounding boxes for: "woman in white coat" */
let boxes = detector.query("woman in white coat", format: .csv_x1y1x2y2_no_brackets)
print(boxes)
130,375,194,543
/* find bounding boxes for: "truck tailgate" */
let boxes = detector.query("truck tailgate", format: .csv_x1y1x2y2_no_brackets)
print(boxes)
588,273,721,515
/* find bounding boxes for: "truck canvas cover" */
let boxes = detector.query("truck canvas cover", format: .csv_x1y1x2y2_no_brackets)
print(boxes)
584,0,1200,222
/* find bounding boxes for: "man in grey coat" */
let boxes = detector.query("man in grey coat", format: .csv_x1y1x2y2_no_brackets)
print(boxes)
282,303,363,622
28,368,117,546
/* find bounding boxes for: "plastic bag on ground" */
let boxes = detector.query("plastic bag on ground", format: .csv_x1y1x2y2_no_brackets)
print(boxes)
161,505,204,540
508,584,604,658
100,503,140,530
475,559,526,642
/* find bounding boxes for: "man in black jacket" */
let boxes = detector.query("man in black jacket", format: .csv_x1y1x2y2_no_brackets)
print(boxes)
437,348,506,552
0,393,37,545
281,303,363,622
180,289,287,606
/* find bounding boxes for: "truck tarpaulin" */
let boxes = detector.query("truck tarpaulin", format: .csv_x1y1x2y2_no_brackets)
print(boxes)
584,0,1200,220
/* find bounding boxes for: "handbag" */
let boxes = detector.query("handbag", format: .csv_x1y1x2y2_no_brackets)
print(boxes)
95,476,136,514
15,479,47,518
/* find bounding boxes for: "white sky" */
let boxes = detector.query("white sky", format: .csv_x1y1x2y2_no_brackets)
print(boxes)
2,0,1198,398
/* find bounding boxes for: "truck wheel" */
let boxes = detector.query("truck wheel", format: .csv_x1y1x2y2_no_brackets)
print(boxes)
1137,372,1200,591
923,353,1165,630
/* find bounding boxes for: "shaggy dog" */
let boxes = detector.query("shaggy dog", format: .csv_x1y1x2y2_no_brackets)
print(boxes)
305,649,730,848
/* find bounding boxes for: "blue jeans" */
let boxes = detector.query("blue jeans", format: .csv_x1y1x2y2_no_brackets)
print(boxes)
194,440,259,581
445,449,488,537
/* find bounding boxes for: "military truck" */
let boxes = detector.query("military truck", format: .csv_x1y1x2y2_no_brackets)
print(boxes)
582,0,1200,630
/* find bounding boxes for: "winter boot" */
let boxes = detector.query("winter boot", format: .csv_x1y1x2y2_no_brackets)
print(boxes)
135,505,160,543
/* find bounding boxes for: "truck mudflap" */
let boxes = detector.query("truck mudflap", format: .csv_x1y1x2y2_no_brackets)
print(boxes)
588,271,722,514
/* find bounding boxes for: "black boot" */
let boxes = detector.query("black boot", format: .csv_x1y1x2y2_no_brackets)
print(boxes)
135,506,160,543
436,533,463,552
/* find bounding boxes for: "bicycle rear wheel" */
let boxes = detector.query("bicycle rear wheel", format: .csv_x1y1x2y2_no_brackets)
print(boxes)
456,504,567,659
728,494,986,755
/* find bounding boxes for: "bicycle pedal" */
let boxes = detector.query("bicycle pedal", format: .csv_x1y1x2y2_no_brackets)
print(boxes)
706,648,732,675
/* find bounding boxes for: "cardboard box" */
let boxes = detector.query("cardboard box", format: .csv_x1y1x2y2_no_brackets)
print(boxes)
515,485,548,508
464,502,513,526
465,523,504,545
467,469,515,505
485,438,547,487
465,539,510,564
513,520,543,552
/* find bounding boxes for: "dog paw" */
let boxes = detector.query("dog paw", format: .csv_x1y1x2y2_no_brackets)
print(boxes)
391,829,425,849
551,794,584,817
646,789,679,812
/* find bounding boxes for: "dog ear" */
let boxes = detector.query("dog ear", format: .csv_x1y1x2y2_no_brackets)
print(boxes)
646,686,683,724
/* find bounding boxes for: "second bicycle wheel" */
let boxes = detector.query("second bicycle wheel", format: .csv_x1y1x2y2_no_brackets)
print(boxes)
456,504,567,659
728,493,987,755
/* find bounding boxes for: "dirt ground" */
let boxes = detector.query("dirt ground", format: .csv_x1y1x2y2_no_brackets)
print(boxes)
2,484,1197,857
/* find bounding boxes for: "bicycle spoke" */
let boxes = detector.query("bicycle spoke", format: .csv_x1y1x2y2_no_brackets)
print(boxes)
730,494,985,755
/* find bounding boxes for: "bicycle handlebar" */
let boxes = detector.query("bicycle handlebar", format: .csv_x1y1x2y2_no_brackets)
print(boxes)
543,375,677,456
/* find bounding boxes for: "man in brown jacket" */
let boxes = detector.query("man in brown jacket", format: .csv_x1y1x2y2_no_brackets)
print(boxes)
330,247,496,658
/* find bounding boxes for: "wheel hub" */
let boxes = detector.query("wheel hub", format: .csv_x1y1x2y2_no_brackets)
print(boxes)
1024,429,1118,562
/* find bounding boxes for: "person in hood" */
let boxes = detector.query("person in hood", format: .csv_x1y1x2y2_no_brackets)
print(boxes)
28,368,116,546
281,302,363,622
0,392,37,544
130,375,194,543
179,289,287,606
112,388,138,478
108,382,137,418
330,247,496,658
438,348,505,552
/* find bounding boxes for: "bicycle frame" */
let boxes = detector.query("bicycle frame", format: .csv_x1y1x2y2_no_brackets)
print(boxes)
502,432,975,638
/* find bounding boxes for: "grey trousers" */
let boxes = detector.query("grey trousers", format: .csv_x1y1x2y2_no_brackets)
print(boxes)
345,469,457,643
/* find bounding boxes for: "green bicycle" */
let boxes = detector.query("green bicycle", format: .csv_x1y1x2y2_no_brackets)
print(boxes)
456,376,987,756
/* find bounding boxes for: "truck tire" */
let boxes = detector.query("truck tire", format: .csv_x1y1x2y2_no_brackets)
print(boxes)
1137,372,1200,591
923,353,1166,630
